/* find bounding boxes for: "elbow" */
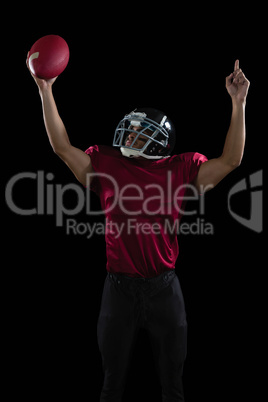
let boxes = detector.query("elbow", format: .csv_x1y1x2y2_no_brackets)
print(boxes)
50,142,62,156
52,147,63,158
52,144,70,159
221,154,243,170
232,154,244,169
230,159,242,169
53,147,62,156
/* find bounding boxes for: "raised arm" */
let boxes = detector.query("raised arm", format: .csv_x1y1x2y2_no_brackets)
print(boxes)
194,60,250,193
26,55,94,187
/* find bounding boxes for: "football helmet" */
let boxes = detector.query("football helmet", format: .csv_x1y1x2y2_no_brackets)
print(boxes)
113,108,176,159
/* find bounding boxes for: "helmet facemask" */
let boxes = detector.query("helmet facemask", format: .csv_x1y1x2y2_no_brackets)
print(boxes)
113,111,171,159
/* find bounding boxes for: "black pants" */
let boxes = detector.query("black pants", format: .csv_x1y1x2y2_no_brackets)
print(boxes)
97,270,187,402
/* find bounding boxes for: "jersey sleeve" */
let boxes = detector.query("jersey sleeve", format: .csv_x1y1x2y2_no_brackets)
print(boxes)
180,152,208,184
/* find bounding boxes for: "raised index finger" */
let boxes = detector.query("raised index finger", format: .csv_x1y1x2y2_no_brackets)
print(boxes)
234,59,239,71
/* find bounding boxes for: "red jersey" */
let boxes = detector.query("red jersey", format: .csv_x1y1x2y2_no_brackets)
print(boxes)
85,145,207,278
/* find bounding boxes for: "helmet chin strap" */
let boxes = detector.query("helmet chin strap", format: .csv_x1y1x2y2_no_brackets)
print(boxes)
120,147,169,159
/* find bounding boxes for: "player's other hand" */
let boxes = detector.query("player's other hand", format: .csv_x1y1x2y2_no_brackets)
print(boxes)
226,60,250,104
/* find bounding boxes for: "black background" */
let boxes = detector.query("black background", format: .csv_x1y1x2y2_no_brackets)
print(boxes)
3,5,265,401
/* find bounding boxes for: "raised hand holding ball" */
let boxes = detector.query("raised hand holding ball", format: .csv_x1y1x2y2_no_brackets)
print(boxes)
28,35,69,79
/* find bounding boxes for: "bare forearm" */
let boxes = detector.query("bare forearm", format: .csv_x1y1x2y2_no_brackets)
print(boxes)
221,100,246,167
195,61,249,193
40,86,71,153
